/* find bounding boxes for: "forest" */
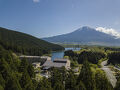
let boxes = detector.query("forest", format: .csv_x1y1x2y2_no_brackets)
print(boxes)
0,45,114,90
1,44,120,90
0,27,64,56
64,46,120,90
64,50,106,64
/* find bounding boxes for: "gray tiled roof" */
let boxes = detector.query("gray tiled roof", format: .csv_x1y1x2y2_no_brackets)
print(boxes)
42,60,66,68
54,58,68,62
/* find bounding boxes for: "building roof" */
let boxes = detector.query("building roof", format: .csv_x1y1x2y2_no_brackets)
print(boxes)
40,56,51,60
42,60,66,68
54,58,68,62
42,60,53,67
19,55,41,58
19,55,51,60
32,62,40,65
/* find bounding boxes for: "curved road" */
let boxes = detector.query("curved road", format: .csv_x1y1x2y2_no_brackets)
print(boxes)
101,60,117,88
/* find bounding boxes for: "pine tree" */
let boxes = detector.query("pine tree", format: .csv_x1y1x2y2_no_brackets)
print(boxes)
115,77,120,90
75,81,86,90
19,59,28,72
0,73,5,88
5,76,22,90
77,60,96,90
0,85,4,90
20,70,35,90
36,77,52,90
95,70,113,90
53,82,65,90
50,68,63,87
65,71,76,90
27,64,35,78
0,58,11,82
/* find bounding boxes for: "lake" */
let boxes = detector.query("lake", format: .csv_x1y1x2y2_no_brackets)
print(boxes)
51,48,81,61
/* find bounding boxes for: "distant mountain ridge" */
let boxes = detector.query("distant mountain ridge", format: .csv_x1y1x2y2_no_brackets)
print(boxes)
0,27,64,56
43,26,120,46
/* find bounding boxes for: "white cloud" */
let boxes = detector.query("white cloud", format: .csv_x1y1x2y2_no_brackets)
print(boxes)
96,27,120,39
33,0,40,3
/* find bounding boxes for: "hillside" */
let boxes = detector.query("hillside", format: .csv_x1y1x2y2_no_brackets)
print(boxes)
0,27,64,56
0,45,114,90
43,26,120,46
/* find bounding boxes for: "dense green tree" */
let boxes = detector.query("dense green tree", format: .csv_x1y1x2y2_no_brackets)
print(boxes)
95,70,113,90
50,67,66,90
0,85,4,90
53,82,65,90
0,45,36,90
32,80,38,90
115,77,120,90
5,76,22,90
60,67,67,81
108,52,120,64
36,77,52,90
65,71,76,90
64,50,105,64
27,64,35,78
77,60,96,90
0,58,11,82
0,27,64,56
0,73,5,88
50,68,64,87
19,59,28,72
75,81,86,90
20,70,35,90
104,47,120,52
64,50,76,57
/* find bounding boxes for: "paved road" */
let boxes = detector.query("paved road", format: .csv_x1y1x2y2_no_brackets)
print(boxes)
101,60,117,88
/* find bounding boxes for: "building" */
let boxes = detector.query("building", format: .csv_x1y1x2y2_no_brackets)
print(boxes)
42,58,70,70
19,55,71,70
40,56,51,61
19,55,51,65
32,62,41,68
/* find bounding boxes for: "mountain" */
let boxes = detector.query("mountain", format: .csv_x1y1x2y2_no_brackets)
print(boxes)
43,26,120,46
0,27,64,55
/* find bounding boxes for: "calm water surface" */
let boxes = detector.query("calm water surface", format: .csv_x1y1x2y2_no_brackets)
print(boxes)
51,48,81,61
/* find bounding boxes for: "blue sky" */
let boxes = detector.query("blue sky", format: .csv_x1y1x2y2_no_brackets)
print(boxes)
0,0,120,38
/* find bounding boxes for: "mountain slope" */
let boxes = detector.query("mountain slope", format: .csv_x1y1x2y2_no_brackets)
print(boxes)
0,27,64,55
43,26,120,46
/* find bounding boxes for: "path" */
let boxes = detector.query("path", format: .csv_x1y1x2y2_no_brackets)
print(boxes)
101,60,117,88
